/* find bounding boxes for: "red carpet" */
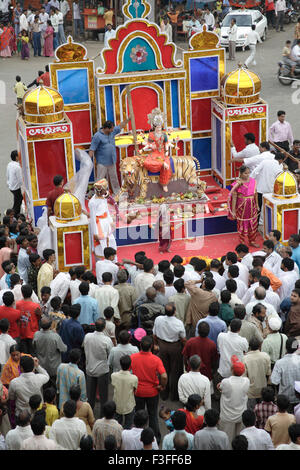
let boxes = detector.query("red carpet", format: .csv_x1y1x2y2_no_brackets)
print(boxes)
116,232,265,264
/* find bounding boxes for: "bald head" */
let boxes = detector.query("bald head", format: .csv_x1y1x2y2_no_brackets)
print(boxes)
153,280,165,293
40,315,52,330
254,286,266,300
173,432,189,450
16,409,31,427
146,287,157,301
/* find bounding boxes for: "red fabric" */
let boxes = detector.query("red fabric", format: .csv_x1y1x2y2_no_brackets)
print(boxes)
178,409,204,435
34,139,67,198
66,110,91,145
0,306,22,338
64,232,83,265
231,120,260,177
182,336,219,380
16,300,41,340
127,87,158,132
130,351,166,397
37,72,50,87
46,186,64,213
191,99,211,132
284,210,298,242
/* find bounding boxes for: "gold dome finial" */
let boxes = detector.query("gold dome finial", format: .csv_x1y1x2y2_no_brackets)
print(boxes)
220,65,261,105
189,25,220,50
273,171,298,199
55,35,88,62
54,192,82,223
23,86,64,124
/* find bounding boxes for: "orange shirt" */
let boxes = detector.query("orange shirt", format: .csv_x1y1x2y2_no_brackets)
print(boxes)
261,267,282,292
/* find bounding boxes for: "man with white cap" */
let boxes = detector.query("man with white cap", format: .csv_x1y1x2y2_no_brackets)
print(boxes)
294,382,300,424
261,317,287,368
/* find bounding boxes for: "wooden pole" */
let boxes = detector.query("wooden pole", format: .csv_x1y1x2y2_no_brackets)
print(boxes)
126,85,139,156
269,141,299,163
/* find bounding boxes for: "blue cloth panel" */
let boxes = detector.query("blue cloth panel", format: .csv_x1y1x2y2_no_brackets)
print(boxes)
105,86,114,122
193,138,211,170
57,69,89,104
190,56,219,93
171,80,180,128
216,118,222,172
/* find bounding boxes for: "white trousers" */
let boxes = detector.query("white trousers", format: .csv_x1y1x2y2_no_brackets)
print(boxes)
245,45,257,67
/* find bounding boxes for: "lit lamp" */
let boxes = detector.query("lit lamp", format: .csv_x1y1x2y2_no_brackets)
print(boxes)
49,192,91,271
263,170,300,245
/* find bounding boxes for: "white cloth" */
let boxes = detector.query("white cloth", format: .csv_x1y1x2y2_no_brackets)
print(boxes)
134,272,155,298
217,331,249,378
88,195,116,258
229,293,244,309
60,0,70,17
70,279,81,304
242,282,259,305
204,12,215,27
231,143,260,159
96,259,118,286
19,14,28,31
211,271,226,291
11,284,39,304
164,285,177,299
291,44,300,62
275,0,286,12
277,270,299,302
0,273,8,290
6,161,23,191
39,12,49,32
240,426,274,450
94,285,120,319
73,2,81,19
263,251,283,276
5,425,33,450
50,13,58,32
233,279,248,300
242,151,275,171
104,29,116,48
251,289,280,313
251,159,283,194
49,417,86,450
50,272,70,303
245,300,279,320
220,376,250,423
83,331,113,377
223,261,249,286
21,435,57,450
122,427,159,450
66,149,93,209
153,315,185,342
0,333,16,365
8,366,50,415
240,253,253,271
277,442,300,450
178,371,211,410
244,29,262,47
228,23,237,41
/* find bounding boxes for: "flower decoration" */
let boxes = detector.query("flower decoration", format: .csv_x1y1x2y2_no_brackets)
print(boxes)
130,44,148,64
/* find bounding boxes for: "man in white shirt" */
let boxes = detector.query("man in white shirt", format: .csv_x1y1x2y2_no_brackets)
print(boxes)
0,318,16,367
0,0,9,13
187,16,201,37
240,409,274,450
230,141,275,172
275,0,286,32
161,17,172,42
8,356,49,415
245,286,279,319
21,413,57,450
278,258,298,301
204,7,215,30
73,0,84,37
243,24,262,67
94,272,120,318
55,7,65,44
153,303,186,402
121,409,159,450
269,110,294,152
217,319,249,379
5,410,33,450
262,238,283,275
83,318,113,417
19,9,29,31
70,266,85,304
242,269,261,305
178,354,211,410
228,18,237,60
50,267,75,303
218,355,250,445
227,265,247,300
96,247,118,286
223,251,249,286
292,40,300,64
60,0,70,21
231,132,260,160
7,150,23,216
39,6,49,46
235,244,253,271
257,276,281,312
210,259,226,290
134,259,155,298
49,7,59,49
104,23,116,48
50,400,86,449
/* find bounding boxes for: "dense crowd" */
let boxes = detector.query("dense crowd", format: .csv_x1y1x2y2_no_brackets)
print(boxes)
0,200,300,450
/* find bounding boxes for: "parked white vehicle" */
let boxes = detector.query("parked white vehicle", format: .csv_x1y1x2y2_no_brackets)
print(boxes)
220,9,268,48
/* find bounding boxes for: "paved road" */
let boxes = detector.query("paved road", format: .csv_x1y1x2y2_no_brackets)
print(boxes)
0,23,298,217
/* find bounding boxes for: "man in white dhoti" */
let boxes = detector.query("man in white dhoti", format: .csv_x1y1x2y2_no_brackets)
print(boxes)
88,179,117,259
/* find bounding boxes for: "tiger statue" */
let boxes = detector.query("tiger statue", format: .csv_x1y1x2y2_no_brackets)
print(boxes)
118,155,206,200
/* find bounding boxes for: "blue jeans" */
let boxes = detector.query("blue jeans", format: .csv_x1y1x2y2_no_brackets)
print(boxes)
53,32,59,51
74,18,84,36
33,32,41,56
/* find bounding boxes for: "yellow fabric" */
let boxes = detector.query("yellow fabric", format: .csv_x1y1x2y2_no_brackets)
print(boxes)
14,82,27,99
37,263,54,299
44,403,59,426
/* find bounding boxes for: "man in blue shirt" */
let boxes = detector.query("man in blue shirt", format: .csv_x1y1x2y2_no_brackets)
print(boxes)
74,281,100,326
89,118,130,196
289,234,300,271
59,304,84,362
195,301,227,344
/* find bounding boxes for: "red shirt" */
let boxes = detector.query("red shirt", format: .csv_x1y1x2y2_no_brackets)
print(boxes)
182,336,219,380
46,187,64,214
130,351,166,397
37,72,50,87
0,306,22,338
16,300,41,340
179,408,204,435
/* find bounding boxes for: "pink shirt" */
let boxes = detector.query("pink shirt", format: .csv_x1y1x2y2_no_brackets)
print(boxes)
0,247,12,277
269,120,294,145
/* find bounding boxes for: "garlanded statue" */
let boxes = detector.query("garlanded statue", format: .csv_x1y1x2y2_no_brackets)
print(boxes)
142,108,172,193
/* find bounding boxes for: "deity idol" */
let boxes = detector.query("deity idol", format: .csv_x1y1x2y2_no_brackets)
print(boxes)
142,108,172,192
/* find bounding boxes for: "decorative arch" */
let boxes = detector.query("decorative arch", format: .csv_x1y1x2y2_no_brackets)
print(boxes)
122,0,151,20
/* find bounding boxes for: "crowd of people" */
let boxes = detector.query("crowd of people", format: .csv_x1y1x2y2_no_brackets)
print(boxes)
0,184,300,450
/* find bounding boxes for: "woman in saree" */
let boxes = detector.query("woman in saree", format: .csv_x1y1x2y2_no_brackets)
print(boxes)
154,204,172,253
1,344,25,387
0,24,13,58
43,20,54,57
228,165,260,247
